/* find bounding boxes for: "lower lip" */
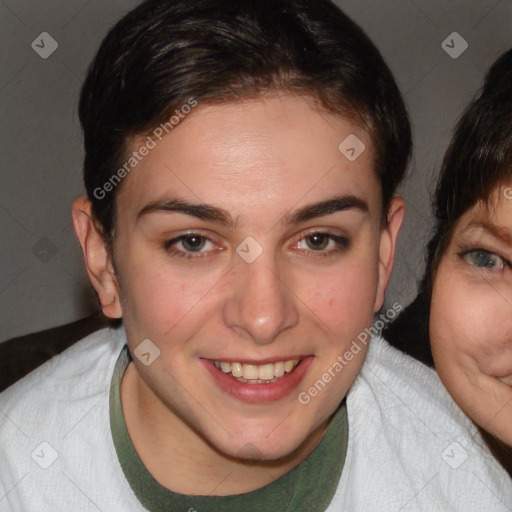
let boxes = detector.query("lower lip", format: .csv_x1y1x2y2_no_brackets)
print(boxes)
201,357,313,403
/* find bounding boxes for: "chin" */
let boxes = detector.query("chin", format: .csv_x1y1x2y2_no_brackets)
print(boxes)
207,424,311,463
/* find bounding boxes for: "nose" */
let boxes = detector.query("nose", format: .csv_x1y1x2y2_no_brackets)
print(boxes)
223,254,299,345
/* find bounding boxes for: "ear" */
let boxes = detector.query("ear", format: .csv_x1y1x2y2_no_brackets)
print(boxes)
374,196,405,312
72,196,123,318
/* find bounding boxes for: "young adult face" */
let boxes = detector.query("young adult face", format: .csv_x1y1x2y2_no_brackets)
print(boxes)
430,184,512,447
73,94,403,467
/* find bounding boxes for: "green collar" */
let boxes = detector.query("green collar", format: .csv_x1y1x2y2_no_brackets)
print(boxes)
109,345,348,512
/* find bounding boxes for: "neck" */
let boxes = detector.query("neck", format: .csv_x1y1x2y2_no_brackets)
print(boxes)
120,361,329,496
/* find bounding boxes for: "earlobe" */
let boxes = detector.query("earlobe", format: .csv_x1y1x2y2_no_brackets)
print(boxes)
374,196,405,312
71,196,123,319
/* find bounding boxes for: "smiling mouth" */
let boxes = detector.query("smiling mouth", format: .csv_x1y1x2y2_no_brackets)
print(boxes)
209,359,302,384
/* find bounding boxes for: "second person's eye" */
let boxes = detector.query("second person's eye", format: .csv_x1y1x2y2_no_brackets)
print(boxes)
461,249,508,271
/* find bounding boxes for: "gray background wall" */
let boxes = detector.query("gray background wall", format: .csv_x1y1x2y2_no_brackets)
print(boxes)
1,0,511,342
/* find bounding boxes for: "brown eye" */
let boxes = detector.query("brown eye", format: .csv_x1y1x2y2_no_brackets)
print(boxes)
295,231,350,256
163,233,217,259
181,234,207,252
305,232,330,250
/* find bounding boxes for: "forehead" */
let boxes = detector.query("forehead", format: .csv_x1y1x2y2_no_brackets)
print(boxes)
116,94,380,221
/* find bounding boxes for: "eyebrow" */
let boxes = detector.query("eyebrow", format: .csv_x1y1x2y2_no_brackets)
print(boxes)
138,198,235,228
464,220,512,246
137,195,369,228
284,195,369,224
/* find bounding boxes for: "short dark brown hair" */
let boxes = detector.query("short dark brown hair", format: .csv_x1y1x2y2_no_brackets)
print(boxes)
79,0,412,240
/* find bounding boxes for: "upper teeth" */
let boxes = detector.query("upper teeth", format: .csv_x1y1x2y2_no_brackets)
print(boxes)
213,359,300,380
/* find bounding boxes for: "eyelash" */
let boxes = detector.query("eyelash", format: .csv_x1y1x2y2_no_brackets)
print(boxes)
457,246,511,272
163,233,218,259
163,231,350,260
292,232,350,258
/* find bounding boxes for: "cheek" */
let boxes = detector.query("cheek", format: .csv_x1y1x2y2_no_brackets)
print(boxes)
431,275,479,358
301,256,378,339
431,265,512,376
469,303,512,376
117,250,227,336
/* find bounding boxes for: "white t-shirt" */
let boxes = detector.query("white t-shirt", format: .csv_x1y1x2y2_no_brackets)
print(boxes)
0,327,510,511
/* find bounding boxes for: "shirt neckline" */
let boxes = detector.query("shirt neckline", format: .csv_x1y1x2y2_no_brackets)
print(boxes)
109,344,348,512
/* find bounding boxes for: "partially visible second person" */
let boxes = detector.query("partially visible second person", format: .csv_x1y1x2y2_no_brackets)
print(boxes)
386,48,512,475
